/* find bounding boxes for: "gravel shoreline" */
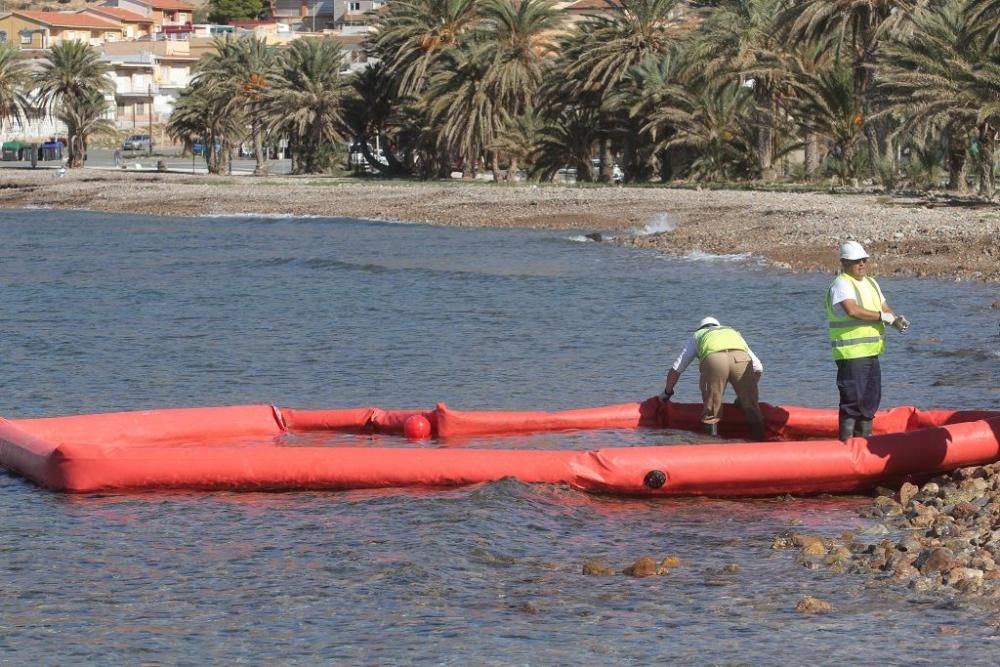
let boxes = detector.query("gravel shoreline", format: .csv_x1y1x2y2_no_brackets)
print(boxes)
2,169,999,283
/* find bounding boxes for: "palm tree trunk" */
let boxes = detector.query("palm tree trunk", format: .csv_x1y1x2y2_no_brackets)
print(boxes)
804,131,820,180
600,139,613,184
253,122,266,176
490,152,500,182
754,100,773,181
946,128,967,194
69,134,84,168
620,131,634,183
507,157,518,181
979,127,995,199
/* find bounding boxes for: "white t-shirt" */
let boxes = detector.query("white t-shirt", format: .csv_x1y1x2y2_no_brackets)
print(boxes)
670,333,763,375
829,275,885,316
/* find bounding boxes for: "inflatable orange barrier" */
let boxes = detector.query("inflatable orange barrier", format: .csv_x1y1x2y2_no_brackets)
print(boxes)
1,400,998,495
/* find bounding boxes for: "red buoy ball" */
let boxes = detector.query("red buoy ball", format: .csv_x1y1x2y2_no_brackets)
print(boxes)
404,414,432,439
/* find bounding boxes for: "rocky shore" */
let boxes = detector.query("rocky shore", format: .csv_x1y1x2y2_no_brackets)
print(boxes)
774,462,1000,615
1,169,998,283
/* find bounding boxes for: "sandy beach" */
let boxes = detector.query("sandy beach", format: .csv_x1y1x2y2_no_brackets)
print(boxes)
2,169,998,284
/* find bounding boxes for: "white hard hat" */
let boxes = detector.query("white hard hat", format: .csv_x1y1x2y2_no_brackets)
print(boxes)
698,316,721,329
839,240,869,261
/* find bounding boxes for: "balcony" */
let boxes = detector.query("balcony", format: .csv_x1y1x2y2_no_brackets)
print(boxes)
116,83,159,97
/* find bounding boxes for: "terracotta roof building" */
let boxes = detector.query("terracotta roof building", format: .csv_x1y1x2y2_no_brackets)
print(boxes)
0,10,125,49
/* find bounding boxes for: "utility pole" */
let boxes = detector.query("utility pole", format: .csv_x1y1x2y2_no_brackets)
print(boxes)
147,82,153,156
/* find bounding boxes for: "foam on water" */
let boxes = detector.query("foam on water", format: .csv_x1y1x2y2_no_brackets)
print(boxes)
683,249,754,263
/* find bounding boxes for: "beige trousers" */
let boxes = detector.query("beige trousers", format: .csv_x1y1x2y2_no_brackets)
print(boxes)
699,350,762,426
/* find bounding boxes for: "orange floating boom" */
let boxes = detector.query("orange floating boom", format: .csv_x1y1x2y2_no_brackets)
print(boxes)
0,399,997,495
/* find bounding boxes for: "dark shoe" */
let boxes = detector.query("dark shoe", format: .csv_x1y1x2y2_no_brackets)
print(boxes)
703,422,719,437
855,419,873,437
838,417,856,442
749,422,766,442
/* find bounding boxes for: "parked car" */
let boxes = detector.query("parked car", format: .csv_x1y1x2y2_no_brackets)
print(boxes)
123,134,152,151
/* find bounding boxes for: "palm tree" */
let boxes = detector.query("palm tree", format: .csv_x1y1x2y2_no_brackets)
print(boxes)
788,63,867,182
166,83,244,174
196,36,276,175
688,0,792,179
776,0,927,166
370,0,482,97
476,0,561,177
55,88,115,168
258,37,350,174
964,0,1000,47
642,78,756,181
0,43,32,137
33,41,113,168
608,48,688,180
423,43,504,177
877,0,1000,197
551,0,686,181
477,0,561,115
489,109,543,180
342,62,407,175
532,106,602,181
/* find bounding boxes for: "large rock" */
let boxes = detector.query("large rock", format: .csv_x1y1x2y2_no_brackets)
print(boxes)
795,596,833,614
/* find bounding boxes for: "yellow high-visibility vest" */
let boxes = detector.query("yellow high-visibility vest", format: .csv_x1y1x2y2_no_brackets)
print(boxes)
826,273,885,360
695,326,749,361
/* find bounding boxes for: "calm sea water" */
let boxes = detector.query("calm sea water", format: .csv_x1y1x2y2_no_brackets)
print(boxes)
1,209,998,664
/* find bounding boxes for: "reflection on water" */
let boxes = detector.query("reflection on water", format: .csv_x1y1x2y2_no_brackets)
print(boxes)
1,210,997,663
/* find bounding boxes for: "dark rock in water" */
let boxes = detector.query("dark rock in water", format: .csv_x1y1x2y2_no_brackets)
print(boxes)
584,232,604,242
623,556,659,577
581,560,615,576
795,596,832,614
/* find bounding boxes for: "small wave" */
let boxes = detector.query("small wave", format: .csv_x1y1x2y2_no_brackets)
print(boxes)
631,212,676,236
198,212,327,219
683,250,753,263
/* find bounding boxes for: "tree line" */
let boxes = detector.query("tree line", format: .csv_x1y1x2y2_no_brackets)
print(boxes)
2,0,999,195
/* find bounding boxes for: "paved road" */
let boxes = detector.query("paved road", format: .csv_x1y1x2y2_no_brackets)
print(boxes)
0,148,294,176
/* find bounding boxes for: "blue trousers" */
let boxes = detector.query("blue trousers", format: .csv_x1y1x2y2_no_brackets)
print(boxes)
835,356,882,420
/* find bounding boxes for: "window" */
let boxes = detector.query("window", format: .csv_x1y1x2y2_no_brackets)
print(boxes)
0,31,7,43
349,2,361,10
20,30,32,45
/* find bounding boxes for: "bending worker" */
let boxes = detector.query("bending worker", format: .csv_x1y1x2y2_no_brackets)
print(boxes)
661,317,765,440
827,241,910,441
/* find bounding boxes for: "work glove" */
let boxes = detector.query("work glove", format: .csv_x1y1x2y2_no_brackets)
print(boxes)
892,315,910,332
879,311,896,326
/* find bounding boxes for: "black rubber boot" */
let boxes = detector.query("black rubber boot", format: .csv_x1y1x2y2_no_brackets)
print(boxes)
749,421,766,442
838,417,856,441
703,422,719,437
855,419,873,437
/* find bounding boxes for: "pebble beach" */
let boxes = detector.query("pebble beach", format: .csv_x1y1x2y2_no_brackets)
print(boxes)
1,169,998,284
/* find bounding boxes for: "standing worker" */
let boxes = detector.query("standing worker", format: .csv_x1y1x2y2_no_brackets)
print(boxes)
827,241,910,440
661,317,765,440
